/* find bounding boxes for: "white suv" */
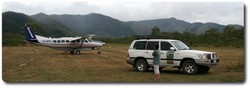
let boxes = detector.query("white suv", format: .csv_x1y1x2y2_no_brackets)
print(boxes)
126,39,219,74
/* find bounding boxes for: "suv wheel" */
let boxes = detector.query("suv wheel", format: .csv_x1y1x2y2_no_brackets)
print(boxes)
135,59,148,72
181,60,198,74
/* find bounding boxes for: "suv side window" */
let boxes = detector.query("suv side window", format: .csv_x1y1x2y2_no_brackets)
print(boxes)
146,41,159,50
133,41,147,50
161,41,173,50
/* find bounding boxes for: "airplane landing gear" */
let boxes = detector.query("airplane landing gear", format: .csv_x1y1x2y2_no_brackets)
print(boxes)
70,51,74,54
75,50,80,55
69,50,80,55
97,51,101,54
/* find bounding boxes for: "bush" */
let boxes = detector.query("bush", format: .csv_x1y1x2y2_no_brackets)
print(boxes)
226,61,244,72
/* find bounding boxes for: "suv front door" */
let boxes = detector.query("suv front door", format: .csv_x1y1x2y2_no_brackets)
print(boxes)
160,41,176,67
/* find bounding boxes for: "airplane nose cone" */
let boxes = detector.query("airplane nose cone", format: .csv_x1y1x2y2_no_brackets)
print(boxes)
94,41,105,46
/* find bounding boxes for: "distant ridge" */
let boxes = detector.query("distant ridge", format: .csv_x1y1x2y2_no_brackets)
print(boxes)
3,11,244,38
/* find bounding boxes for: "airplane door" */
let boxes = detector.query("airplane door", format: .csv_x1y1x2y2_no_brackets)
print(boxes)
79,39,89,48
160,41,175,67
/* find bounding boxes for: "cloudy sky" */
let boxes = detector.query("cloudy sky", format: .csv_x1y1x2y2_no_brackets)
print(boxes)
2,0,244,25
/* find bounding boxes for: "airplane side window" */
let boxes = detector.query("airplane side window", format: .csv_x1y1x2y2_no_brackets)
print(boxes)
66,40,69,43
62,40,65,43
53,40,56,43
58,40,61,43
72,41,75,43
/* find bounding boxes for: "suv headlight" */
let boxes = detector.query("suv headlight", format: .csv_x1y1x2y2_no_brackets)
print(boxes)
197,53,209,59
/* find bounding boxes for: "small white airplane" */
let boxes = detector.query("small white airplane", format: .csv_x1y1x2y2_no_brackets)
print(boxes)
24,24,105,54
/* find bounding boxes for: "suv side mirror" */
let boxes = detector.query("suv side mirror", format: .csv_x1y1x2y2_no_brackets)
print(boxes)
170,47,176,51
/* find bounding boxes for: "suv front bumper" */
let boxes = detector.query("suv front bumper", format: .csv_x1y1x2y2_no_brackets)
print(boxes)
195,58,219,67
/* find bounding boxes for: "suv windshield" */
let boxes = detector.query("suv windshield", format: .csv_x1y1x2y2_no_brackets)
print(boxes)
171,41,190,50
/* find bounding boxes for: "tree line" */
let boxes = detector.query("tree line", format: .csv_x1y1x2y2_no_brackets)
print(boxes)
3,24,244,48
103,26,244,48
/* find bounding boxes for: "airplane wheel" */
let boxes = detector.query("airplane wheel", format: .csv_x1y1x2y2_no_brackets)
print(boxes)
75,51,80,55
97,51,101,54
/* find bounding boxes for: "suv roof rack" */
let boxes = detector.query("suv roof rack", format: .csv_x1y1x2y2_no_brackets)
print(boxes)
135,35,169,39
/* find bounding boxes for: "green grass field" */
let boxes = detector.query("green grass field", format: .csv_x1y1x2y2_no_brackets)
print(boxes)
2,44,245,82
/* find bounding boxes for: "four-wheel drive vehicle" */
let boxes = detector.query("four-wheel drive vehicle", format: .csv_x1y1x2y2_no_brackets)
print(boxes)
126,39,219,74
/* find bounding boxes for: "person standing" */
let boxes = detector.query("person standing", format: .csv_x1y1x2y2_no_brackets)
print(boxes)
152,44,161,80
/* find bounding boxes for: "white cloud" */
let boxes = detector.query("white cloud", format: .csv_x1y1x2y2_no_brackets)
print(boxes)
2,1,244,25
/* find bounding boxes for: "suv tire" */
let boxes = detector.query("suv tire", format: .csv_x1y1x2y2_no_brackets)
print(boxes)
181,60,198,75
135,59,148,72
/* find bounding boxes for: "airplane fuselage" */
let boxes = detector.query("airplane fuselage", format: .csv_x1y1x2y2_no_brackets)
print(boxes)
24,24,105,54
34,35,104,52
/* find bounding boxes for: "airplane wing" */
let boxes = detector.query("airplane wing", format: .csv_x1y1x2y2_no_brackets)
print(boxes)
85,34,95,39
70,37,83,42
70,34,95,42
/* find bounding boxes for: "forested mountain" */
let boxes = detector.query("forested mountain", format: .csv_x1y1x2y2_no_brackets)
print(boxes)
2,11,74,46
126,18,191,35
2,11,35,46
3,11,74,37
3,11,243,37
2,11,33,34
47,13,134,37
30,13,76,37
126,18,230,35
2,11,244,46
31,12,243,36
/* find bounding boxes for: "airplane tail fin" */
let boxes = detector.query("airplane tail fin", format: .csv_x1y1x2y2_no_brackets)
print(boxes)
24,24,39,43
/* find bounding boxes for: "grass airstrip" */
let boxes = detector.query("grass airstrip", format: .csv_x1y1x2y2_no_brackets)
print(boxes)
2,44,244,82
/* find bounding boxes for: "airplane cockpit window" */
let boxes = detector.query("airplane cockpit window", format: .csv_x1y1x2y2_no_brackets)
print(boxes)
84,39,89,43
76,40,80,42
88,38,93,42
